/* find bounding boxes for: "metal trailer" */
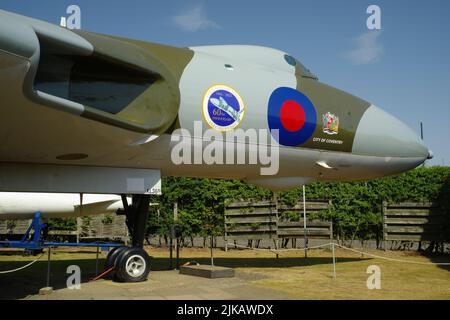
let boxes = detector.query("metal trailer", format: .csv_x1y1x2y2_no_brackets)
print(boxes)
0,211,121,251
0,211,122,288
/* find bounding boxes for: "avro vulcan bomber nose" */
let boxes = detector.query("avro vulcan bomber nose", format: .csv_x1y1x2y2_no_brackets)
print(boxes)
353,105,430,167
283,59,431,180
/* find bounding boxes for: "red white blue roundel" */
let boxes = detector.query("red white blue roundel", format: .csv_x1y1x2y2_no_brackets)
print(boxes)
268,87,317,146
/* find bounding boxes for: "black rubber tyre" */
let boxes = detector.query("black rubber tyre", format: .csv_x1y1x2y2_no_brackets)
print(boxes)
114,247,151,283
105,246,128,272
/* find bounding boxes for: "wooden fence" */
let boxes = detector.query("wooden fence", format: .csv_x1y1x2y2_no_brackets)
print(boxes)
77,214,128,242
7,200,447,247
383,201,449,242
0,219,30,236
277,199,332,240
224,199,332,247
224,200,278,240
0,214,129,243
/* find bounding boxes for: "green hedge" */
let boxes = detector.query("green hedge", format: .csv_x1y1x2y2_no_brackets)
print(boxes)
150,166,450,241
47,166,450,242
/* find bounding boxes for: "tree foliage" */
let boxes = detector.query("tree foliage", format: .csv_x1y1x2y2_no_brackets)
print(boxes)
47,167,450,244
149,167,450,242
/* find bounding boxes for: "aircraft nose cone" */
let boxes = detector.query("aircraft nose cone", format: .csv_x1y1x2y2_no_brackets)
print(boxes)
353,105,429,165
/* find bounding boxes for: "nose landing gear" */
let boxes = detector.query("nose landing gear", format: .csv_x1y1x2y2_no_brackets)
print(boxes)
105,194,152,282
105,246,151,282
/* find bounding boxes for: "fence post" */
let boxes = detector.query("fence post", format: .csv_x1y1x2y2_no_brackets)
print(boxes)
329,200,333,241
272,192,279,251
173,202,178,252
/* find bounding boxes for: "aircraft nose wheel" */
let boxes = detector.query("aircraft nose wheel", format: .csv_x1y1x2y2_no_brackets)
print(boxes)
105,247,151,282
125,255,146,277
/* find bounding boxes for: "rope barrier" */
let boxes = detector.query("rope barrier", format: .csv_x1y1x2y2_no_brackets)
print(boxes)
333,243,450,266
1,242,448,276
225,241,450,266
0,253,44,274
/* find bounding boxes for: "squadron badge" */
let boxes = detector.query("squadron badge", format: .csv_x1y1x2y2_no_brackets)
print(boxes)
202,85,245,132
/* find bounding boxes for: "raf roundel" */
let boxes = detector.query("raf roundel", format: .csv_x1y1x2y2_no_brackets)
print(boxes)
267,87,317,146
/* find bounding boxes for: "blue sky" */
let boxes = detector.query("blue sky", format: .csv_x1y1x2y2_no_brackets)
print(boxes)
1,0,449,166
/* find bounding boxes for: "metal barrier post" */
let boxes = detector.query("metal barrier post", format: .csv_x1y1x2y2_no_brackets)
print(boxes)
332,243,336,279
46,247,51,287
302,186,308,258
210,235,214,267
176,237,180,270
95,246,99,276
169,235,173,269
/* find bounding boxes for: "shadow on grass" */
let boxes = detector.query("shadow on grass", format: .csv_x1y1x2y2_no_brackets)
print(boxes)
155,256,365,270
0,253,106,300
427,255,450,272
0,253,365,300
424,168,450,272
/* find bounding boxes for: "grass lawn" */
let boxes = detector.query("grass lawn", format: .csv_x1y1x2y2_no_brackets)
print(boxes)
1,246,449,300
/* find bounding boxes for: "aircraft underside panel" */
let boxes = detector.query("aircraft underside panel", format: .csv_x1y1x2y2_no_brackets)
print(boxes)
0,163,161,195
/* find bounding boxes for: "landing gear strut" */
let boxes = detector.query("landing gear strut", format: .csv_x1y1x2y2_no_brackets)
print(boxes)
106,194,151,282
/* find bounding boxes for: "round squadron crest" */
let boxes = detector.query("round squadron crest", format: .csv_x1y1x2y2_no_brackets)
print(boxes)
202,85,245,132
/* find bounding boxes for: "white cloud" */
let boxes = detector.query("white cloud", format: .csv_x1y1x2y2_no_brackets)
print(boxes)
344,31,383,65
172,5,219,32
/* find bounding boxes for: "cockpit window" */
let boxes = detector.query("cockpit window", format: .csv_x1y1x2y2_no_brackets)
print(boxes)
284,54,297,67
301,65,318,79
296,60,318,80
284,54,318,80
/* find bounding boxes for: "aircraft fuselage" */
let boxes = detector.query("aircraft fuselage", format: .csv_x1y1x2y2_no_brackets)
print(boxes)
0,9,431,192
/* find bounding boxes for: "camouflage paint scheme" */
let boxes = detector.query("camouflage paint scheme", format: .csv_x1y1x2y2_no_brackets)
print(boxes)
64,32,369,154
297,77,370,153
73,31,194,134
0,9,430,192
